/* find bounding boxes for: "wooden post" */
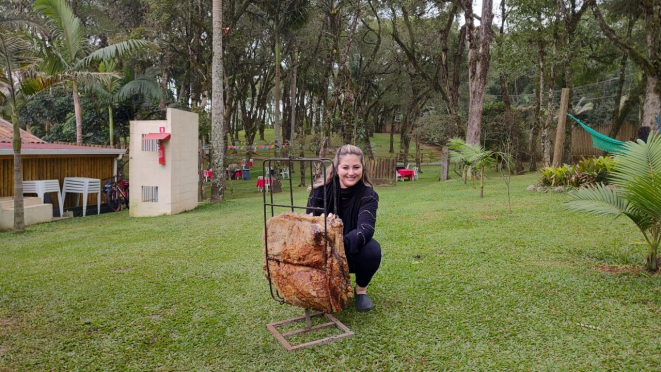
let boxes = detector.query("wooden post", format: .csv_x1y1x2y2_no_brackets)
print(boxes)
439,146,450,181
552,88,570,167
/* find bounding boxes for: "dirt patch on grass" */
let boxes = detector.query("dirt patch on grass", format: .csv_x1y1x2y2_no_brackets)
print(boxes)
416,212,443,222
0,317,18,336
593,264,642,275
112,267,133,273
0,316,18,362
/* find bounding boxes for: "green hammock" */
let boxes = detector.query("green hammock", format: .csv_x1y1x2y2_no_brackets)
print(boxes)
567,113,627,154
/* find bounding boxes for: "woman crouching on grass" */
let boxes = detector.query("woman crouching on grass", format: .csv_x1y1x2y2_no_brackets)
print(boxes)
306,144,382,312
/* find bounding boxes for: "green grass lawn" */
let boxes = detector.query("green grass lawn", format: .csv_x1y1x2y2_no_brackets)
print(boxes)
2,168,660,371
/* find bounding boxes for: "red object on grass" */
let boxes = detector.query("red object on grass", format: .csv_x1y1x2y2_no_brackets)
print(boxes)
256,177,271,190
397,169,414,180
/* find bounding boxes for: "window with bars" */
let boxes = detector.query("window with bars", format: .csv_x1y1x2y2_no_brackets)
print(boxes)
141,134,157,151
142,186,158,202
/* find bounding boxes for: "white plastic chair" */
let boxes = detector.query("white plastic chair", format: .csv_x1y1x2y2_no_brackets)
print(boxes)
280,167,290,179
23,179,63,217
413,167,419,181
62,177,101,217
257,176,270,192
396,171,404,182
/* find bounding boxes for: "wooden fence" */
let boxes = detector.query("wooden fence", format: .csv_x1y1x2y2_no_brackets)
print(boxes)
0,154,116,210
365,158,396,186
571,122,635,159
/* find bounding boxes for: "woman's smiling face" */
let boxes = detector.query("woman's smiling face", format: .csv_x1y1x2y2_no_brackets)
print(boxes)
337,154,363,189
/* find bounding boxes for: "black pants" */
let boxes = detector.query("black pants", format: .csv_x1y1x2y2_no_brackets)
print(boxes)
346,239,382,287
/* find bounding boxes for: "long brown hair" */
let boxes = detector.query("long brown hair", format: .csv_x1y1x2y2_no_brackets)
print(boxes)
314,144,373,188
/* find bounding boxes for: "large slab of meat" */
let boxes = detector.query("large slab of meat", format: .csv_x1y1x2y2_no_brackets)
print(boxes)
263,212,353,313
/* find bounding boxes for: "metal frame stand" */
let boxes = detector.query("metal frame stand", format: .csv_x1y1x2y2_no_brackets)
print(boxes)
262,157,354,351
266,309,354,351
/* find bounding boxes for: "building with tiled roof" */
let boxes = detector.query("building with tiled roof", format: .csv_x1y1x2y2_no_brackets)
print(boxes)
0,118,126,214
0,118,45,144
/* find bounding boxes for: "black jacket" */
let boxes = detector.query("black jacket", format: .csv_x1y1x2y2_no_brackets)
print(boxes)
306,178,379,255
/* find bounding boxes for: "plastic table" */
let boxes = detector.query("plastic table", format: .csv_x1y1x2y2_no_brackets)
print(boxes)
23,179,63,217
62,177,101,217
397,169,414,181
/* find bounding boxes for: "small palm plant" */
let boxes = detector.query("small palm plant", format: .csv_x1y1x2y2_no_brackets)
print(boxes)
448,138,495,198
566,132,661,271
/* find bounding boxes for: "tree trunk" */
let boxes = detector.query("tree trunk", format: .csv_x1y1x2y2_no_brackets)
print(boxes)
160,53,171,112
274,31,282,145
439,146,450,181
322,0,361,140
641,3,660,128
270,29,283,193
389,109,396,153
211,0,226,203
290,50,298,146
542,41,555,164
609,19,634,138
642,74,661,128
464,0,494,145
108,106,115,147
12,112,24,232
400,104,413,168
314,98,322,134
592,3,660,129
528,117,539,172
415,133,421,171
73,83,83,145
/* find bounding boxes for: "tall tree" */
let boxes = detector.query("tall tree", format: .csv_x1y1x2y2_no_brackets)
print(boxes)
463,0,494,145
592,0,661,129
556,0,592,161
33,0,150,145
211,0,227,202
0,30,71,232
248,0,308,192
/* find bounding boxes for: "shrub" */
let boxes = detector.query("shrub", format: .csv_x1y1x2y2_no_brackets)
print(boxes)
539,165,574,187
539,156,616,188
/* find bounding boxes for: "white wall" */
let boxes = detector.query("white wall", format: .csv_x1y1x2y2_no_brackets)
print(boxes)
129,108,198,217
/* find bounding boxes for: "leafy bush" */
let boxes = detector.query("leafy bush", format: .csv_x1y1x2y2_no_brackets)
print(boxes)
539,156,616,188
566,133,661,271
539,165,573,187
574,156,616,184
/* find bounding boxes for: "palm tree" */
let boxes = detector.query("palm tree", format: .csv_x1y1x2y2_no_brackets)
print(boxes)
33,0,150,145
91,60,161,147
0,29,71,232
448,137,494,197
567,133,661,271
